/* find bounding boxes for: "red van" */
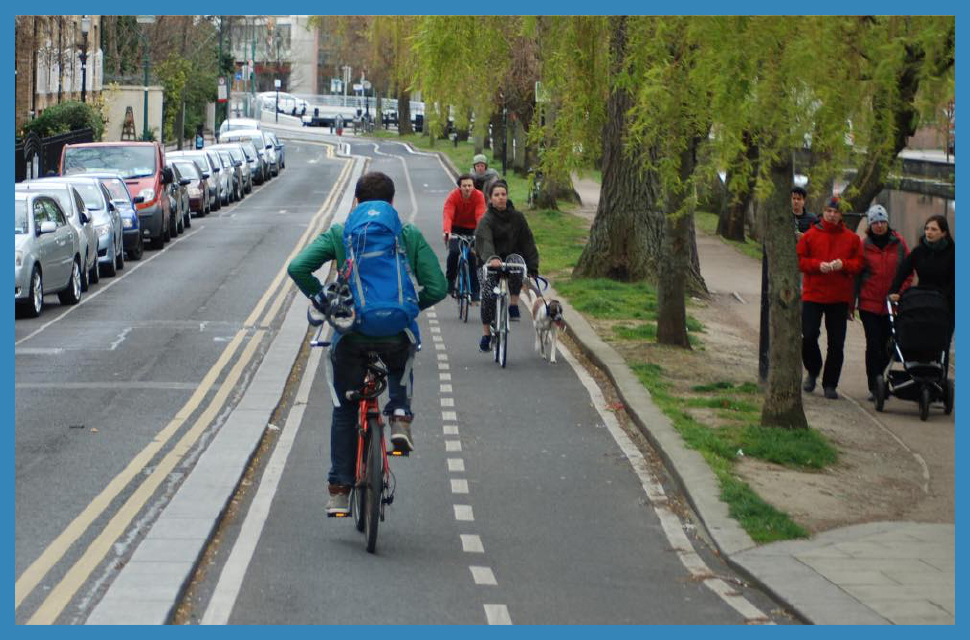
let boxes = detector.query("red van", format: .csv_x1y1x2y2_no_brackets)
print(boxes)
60,141,174,248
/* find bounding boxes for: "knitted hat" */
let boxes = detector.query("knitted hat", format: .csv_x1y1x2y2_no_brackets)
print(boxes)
867,204,889,224
825,196,841,211
472,154,488,166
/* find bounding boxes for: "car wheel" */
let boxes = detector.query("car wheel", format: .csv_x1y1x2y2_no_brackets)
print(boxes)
184,208,192,229
116,237,125,270
80,251,90,292
163,215,171,242
128,237,144,261
58,258,82,305
88,258,100,285
25,266,44,318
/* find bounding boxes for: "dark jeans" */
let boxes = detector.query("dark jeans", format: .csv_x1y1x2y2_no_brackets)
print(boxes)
480,254,526,327
859,310,891,392
327,335,413,486
445,227,479,300
802,301,849,389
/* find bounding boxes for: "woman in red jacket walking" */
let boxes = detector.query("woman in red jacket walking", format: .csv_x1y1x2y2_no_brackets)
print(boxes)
797,196,864,399
854,204,912,401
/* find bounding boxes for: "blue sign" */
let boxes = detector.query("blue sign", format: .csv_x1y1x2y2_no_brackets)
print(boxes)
235,72,242,81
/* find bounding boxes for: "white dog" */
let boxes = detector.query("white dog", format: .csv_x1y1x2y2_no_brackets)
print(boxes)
532,298,566,363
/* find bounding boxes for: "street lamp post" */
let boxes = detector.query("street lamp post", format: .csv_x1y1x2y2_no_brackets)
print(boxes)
79,16,90,103
136,15,155,141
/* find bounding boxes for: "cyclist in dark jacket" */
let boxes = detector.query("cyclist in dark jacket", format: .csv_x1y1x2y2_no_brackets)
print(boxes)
474,180,539,352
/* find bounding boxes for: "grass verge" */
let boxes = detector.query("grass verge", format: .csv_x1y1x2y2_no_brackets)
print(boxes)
694,210,764,261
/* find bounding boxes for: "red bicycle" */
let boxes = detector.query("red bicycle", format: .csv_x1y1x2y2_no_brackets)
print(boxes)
310,312,404,553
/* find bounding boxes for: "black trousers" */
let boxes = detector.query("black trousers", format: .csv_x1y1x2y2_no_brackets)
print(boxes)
802,301,848,389
859,310,892,391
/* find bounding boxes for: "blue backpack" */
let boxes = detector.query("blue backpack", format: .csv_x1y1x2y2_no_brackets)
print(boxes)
341,200,420,337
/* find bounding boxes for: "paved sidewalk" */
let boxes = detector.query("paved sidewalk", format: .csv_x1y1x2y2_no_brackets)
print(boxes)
566,174,955,625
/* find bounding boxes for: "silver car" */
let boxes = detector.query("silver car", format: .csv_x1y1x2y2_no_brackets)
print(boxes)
221,130,272,184
206,149,232,206
42,176,125,277
14,181,100,291
212,143,252,194
15,192,82,317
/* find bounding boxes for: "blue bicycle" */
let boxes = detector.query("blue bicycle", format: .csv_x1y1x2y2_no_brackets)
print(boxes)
452,234,475,323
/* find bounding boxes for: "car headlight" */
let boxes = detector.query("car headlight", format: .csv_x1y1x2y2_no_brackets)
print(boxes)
96,224,111,238
188,186,201,197
15,250,23,268
122,217,134,229
138,188,155,202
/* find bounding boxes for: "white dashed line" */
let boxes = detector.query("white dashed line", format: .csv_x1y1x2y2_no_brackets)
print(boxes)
431,326,441,333
460,534,484,553
451,479,469,494
435,342,446,350
445,440,462,452
469,566,497,585
441,397,455,407
432,334,443,342
484,604,512,625
437,353,448,361
453,505,474,521
442,411,457,421
440,384,453,393
447,458,465,472
438,362,450,370
443,425,459,436
439,373,451,381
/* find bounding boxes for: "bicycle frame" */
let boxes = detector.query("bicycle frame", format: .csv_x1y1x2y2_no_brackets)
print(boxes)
454,234,475,321
485,261,527,368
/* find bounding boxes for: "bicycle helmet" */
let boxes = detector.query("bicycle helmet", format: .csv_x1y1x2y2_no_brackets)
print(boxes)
323,280,356,332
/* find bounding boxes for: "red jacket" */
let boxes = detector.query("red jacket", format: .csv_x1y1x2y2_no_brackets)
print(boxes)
442,188,486,233
855,231,912,315
797,219,863,304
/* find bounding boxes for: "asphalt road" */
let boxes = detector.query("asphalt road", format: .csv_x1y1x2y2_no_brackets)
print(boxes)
14,135,350,624
171,133,793,625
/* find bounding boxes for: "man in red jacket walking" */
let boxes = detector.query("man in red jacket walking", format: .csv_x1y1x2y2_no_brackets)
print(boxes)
442,173,487,301
797,196,863,399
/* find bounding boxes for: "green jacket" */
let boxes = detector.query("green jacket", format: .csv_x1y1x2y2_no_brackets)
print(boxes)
288,221,447,342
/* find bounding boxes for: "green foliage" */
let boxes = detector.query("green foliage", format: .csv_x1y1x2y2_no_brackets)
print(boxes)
21,101,104,140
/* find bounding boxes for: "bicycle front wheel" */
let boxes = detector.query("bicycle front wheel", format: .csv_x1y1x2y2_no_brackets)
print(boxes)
364,419,383,553
493,296,505,364
458,262,470,322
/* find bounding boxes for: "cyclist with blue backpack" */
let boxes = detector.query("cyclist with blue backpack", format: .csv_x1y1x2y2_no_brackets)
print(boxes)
288,171,447,515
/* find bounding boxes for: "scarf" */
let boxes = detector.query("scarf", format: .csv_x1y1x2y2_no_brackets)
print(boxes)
922,235,950,252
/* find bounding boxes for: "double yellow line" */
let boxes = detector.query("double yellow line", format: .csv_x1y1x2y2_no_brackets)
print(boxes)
18,153,356,624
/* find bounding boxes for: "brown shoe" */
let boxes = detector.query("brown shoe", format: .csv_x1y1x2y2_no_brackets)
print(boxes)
326,484,351,516
389,411,414,452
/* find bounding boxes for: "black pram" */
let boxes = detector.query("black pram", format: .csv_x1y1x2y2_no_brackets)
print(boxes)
875,286,954,420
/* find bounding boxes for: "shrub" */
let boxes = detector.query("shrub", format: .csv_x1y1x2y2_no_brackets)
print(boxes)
22,100,104,140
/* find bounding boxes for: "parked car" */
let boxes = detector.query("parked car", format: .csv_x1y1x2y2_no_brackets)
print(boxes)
15,192,82,317
14,181,100,290
235,140,263,188
214,149,242,202
265,130,285,170
60,141,174,249
165,163,190,235
220,130,273,183
212,143,252,194
168,150,222,212
43,176,125,277
75,172,146,260
217,118,262,141
206,149,232,205
171,160,209,218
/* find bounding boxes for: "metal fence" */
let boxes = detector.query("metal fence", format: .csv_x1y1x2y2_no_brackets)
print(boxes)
15,128,94,182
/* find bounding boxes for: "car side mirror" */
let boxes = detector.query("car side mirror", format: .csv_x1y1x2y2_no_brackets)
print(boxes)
180,178,192,186
78,211,89,225
162,166,174,185
133,196,145,204
266,144,274,149
234,160,242,167
202,171,211,179
212,166,221,173
39,221,57,235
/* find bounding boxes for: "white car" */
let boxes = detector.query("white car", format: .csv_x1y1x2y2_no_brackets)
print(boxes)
15,192,82,317
218,118,262,141
15,181,100,291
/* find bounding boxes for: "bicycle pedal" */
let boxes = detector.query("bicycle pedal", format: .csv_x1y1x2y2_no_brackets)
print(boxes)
327,511,350,518
390,447,410,457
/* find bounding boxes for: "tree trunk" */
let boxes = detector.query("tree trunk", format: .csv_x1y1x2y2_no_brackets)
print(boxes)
842,43,924,213
761,156,809,429
397,87,412,136
573,15,704,294
717,136,757,242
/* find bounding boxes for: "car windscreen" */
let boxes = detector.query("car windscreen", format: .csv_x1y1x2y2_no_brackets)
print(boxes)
100,179,131,203
174,162,200,179
70,183,105,211
63,146,157,179
15,200,28,234
237,144,256,160
218,151,232,166
225,147,244,162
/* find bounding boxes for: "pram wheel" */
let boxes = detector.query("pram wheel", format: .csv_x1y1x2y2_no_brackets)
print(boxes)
874,375,887,412
944,379,954,416
919,386,931,421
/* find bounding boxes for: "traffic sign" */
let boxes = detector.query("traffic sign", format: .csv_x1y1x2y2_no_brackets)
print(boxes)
235,72,242,81
274,79,281,89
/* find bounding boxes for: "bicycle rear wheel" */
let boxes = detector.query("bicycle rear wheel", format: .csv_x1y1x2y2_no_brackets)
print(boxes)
353,438,366,532
499,320,508,368
458,262,470,322
493,296,505,364
364,419,383,553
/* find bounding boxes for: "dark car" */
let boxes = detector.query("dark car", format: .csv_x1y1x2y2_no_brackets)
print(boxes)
80,172,146,261
166,163,192,234
171,160,209,218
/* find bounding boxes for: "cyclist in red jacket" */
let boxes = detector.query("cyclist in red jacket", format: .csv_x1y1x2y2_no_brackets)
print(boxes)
442,173,486,301
797,196,863,400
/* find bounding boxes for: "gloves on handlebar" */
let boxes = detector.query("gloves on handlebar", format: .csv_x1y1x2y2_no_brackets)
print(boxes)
310,290,330,315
